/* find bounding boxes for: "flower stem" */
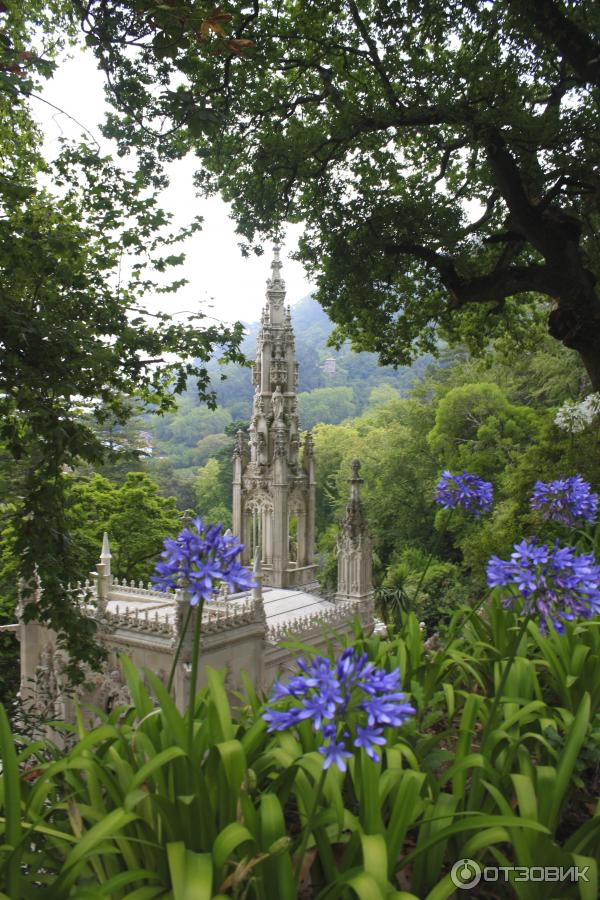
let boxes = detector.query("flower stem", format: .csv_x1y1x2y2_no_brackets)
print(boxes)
187,598,204,751
167,603,193,694
293,766,327,890
480,612,532,752
412,508,454,607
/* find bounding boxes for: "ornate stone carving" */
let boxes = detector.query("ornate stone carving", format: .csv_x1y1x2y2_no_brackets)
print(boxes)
304,431,314,458
274,428,287,459
271,384,284,420
257,432,267,465
233,429,245,459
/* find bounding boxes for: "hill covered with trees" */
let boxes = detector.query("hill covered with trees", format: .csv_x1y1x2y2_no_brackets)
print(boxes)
144,293,432,471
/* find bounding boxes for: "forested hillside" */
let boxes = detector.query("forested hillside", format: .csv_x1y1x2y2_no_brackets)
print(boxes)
144,294,432,471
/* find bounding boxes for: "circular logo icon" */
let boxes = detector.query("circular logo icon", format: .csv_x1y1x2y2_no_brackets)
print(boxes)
451,858,482,890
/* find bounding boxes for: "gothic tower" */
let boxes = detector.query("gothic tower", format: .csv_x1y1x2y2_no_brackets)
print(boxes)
232,248,317,588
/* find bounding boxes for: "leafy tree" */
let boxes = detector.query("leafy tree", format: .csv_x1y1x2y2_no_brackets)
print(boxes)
194,455,233,529
148,460,197,511
427,382,539,478
86,0,600,388
298,386,356,429
195,433,231,466
312,422,363,535
66,472,180,583
0,2,244,677
155,406,232,448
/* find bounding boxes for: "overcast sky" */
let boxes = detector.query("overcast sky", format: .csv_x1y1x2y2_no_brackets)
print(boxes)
33,45,314,327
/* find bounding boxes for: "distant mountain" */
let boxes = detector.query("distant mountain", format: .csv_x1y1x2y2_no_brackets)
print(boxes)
206,294,431,421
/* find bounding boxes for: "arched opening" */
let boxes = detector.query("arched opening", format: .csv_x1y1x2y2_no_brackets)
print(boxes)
288,514,298,565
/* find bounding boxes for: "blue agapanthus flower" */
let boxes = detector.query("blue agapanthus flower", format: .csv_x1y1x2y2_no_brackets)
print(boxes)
262,649,415,771
434,470,493,516
151,517,255,605
486,538,600,633
530,475,598,526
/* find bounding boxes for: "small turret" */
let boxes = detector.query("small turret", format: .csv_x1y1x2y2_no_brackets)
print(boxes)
336,459,373,601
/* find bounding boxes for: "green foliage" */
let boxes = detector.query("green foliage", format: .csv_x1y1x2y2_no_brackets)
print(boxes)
84,0,600,388
1,606,599,897
428,382,539,479
194,458,232,530
0,2,246,677
67,472,180,583
298,386,356,430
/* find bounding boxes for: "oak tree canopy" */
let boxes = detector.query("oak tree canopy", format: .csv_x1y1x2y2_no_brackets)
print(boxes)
83,0,600,387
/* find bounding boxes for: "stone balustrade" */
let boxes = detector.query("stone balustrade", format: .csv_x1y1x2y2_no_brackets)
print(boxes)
266,599,362,643
105,604,174,635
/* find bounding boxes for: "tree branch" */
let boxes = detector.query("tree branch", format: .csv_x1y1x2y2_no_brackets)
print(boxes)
509,0,600,87
347,0,398,108
383,241,558,305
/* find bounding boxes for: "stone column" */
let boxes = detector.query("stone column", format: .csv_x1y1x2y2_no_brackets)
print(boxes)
271,425,289,585
242,509,252,564
304,432,316,566
17,576,47,704
232,430,245,543
297,509,307,567
261,342,271,392
264,509,272,565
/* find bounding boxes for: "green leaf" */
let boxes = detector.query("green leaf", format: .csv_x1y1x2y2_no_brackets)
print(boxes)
129,746,186,792
54,808,139,893
548,692,590,832
0,704,22,898
167,842,213,900
360,832,388,892
212,822,256,881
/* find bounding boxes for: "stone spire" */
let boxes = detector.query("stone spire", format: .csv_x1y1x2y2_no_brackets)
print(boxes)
232,248,317,589
336,459,373,601
100,532,112,577
94,532,113,616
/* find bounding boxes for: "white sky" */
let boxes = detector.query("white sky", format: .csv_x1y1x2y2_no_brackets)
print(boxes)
33,45,314,327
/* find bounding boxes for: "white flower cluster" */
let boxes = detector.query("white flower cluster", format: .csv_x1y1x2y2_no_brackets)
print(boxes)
555,393,600,433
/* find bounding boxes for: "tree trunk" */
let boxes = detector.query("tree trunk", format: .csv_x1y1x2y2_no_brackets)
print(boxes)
548,290,600,392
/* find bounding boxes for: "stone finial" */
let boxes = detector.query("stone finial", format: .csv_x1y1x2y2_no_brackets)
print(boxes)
304,431,314,457
267,244,286,308
233,429,245,459
349,458,364,503
270,244,283,283
251,546,265,613
100,532,112,577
